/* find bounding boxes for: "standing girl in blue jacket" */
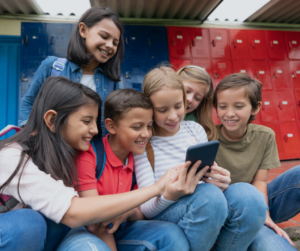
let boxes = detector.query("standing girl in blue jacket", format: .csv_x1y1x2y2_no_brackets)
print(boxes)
20,7,124,130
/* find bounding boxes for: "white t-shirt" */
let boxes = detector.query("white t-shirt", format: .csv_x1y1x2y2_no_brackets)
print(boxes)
0,144,78,223
80,74,96,92
134,120,208,219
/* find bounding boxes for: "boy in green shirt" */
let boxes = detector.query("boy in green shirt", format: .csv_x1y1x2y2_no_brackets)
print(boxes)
214,73,299,251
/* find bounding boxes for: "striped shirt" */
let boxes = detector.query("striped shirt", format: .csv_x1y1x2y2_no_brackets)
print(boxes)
134,120,208,219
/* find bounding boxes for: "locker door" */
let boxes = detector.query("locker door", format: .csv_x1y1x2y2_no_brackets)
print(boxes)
169,58,191,71
228,30,250,59
279,122,300,154
269,61,290,90
289,61,300,89
189,28,210,58
167,26,191,58
261,91,278,122
294,90,300,118
285,31,300,60
251,60,273,90
262,122,283,155
21,23,47,59
123,25,145,58
122,58,147,91
211,59,233,88
146,26,169,61
232,60,253,78
209,29,231,59
275,90,296,121
266,31,286,60
47,23,73,57
248,30,268,59
192,58,212,77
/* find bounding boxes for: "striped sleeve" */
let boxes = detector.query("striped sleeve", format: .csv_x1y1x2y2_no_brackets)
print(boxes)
191,121,208,144
134,152,176,219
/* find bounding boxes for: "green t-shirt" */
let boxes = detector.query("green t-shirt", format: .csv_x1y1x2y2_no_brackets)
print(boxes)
215,124,280,184
184,111,197,122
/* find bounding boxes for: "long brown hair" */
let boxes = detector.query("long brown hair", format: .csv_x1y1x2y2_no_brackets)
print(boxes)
177,66,218,141
0,77,102,210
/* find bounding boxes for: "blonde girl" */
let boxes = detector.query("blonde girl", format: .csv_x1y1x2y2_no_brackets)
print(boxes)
133,65,267,251
177,65,218,141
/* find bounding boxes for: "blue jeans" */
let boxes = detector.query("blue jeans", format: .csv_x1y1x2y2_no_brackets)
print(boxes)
248,165,300,251
56,221,189,251
0,209,47,251
152,183,267,251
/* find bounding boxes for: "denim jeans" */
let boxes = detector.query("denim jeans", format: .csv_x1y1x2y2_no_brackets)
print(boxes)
152,183,267,251
56,221,189,251
0,209,47,251
248,165,300,251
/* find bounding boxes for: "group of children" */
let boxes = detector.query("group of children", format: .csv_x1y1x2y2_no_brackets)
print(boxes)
0,5,300,251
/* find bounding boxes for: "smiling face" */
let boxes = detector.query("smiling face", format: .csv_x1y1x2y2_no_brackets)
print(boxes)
80,18,120,64
183,80,208,114
150,87,185,137
62,102,99,151
216,87,258,141
111,107,153,156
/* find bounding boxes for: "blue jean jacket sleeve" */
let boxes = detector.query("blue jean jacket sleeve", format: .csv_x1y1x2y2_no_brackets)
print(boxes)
19,57,57,126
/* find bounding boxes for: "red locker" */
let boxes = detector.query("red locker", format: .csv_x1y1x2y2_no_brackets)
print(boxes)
261,91,278,122
209,29,231,59
289,61,300,89
169,58,191,71
189,28,210,58
211,59,233,88
251,61,273,90
192,58,212,77
232,60,253,78
248,30,269,60
279,122,300,155
228,30,250,59
275,90,296,121
294,90,300,118
285,31,300,60
262,122,283,156
167,27,191,58
269,61,290,90
266,31,286,60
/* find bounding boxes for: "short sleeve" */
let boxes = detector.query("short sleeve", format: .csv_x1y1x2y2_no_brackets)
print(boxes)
259,130,280,170
76,144,97,192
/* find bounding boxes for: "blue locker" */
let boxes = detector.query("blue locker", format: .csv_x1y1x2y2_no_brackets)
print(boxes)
21,23,47,59
47,23,73,57
0,36,20,139
123,25,145,58
122,58,147,91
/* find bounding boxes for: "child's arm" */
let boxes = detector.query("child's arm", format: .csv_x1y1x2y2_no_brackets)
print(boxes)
252,170,294,246
79,189,117,251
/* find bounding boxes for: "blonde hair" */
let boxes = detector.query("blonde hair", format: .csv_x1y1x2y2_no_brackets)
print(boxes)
143,66,186,109
177,66,218,141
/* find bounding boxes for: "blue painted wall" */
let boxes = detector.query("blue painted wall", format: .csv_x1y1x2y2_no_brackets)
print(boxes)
0,36,20,139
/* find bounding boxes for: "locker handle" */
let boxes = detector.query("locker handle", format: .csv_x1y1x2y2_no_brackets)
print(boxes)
125,37,129,45
298,100,300,106
279,102,283,110
125,71,131,79
51,36,55,45
148,38,152,45
289,42,292,49
233,40,237,48
284,134,288,142
273,72,278,79
212,39,216,47
292,71,296,78
21,74,28,82
255,72,259,79
214,70,218,79
270,41,273,48
251,41,255,48
190,39,196,47
172,38,176,45
24,35,28,46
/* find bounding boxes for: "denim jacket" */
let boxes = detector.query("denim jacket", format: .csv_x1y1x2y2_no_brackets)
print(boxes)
20,56,117,129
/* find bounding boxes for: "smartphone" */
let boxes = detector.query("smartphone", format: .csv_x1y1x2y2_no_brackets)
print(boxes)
185,140,220,174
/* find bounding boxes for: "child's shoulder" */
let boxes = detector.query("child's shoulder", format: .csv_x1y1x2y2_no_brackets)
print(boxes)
181,120,204,131
248,123,275,137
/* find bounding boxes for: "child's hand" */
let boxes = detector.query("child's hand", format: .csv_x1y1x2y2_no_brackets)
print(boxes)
202,162,231,191
163,160,209,201
265,216,294,246
101,209,134,234
153,167,180,196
